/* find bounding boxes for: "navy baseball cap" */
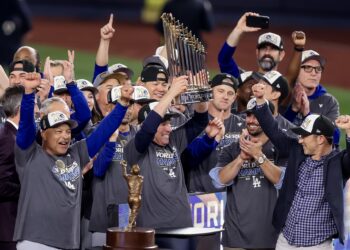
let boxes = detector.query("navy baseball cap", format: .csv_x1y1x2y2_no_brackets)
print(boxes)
9,60,35,73
141,65,168,83
138,101,179,124
291,114,335,138
210,73,238,91
257,71,289,102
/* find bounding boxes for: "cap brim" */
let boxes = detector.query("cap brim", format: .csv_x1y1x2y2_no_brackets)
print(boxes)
51,119,78,130
53,88,69,95
80,86,98,95
290,127,312,136
114,68,134,78
163,112,180,122
302,55,326,67
257,42,283,51
131,98,157,105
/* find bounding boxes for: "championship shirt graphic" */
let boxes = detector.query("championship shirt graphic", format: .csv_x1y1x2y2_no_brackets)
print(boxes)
238,160,265,188
216,132,240,151
52,159,80,190
113,140,127,161
155,147,179,178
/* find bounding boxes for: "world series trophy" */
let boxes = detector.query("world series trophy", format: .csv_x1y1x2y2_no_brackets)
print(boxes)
161,13,212,104
103,160,157,250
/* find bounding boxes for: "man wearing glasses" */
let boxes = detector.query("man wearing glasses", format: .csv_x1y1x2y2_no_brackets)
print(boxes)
284,50,339,127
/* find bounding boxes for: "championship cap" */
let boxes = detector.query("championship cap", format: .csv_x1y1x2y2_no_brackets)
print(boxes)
238,71,261,88
53,75,68,95
76,79,98,94
138,101,179,124
210,73,239,91
93,71,124,87
108,63,134,79
40,111,77,130
301,50,326,67
291,114,335,138
130,86,155,104
259,71,289,102
257,32,284,50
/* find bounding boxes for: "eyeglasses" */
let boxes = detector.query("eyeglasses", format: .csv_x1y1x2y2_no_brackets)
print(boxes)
301,65,323,73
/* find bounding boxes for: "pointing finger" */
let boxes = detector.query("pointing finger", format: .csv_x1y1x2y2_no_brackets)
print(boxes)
108,14,114,26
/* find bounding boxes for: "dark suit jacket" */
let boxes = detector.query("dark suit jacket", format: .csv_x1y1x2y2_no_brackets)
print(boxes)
0,121,19,242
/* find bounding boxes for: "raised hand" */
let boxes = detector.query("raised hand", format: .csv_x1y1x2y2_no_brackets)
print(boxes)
205,117,224,140
235,12,261,33
43,56,54,86
37,78,51,102
335,115,350,136
169,75,189,97
251,83,265,104
67,50,75,80
62,60,74,83
23,72,41,94
119,83,134,106
292,31,306,49
101,14,115,41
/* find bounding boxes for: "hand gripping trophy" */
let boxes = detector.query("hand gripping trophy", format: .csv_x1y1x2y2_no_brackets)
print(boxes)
121,160,143,230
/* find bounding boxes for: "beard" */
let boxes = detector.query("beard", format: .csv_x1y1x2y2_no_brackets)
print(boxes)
258,56,277,71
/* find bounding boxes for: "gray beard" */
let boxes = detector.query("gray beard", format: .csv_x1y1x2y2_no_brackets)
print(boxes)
258,59,276,71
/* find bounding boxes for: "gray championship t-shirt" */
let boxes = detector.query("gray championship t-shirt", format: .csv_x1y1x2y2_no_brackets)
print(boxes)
188,113,245,193
217,141,279,248
14,140,90,249
123,127,192,229
90,126,138,232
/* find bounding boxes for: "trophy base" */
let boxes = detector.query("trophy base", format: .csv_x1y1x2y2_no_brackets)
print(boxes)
103,227,158,250
178,89,212,104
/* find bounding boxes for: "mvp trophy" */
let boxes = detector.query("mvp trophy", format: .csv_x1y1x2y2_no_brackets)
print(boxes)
161,13,212,104
103,161,157,250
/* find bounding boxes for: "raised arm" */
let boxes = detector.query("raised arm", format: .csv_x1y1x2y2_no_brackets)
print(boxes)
182,117,225,166
134,76,189,153
16,73,41,149
282,31,305,107
93,14,115,81
252,83,295,156
218,12,260,77
86,84,133,158
335,116,350,176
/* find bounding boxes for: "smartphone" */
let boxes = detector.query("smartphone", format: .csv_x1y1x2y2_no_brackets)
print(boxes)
246,15,270,29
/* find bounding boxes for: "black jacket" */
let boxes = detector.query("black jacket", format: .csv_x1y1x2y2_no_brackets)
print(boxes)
254,103,350,244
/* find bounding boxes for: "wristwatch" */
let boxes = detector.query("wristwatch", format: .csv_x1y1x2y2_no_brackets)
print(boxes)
257,154,267,165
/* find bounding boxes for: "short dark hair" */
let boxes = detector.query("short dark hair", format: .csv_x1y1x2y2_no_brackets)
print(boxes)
1,86,24,118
